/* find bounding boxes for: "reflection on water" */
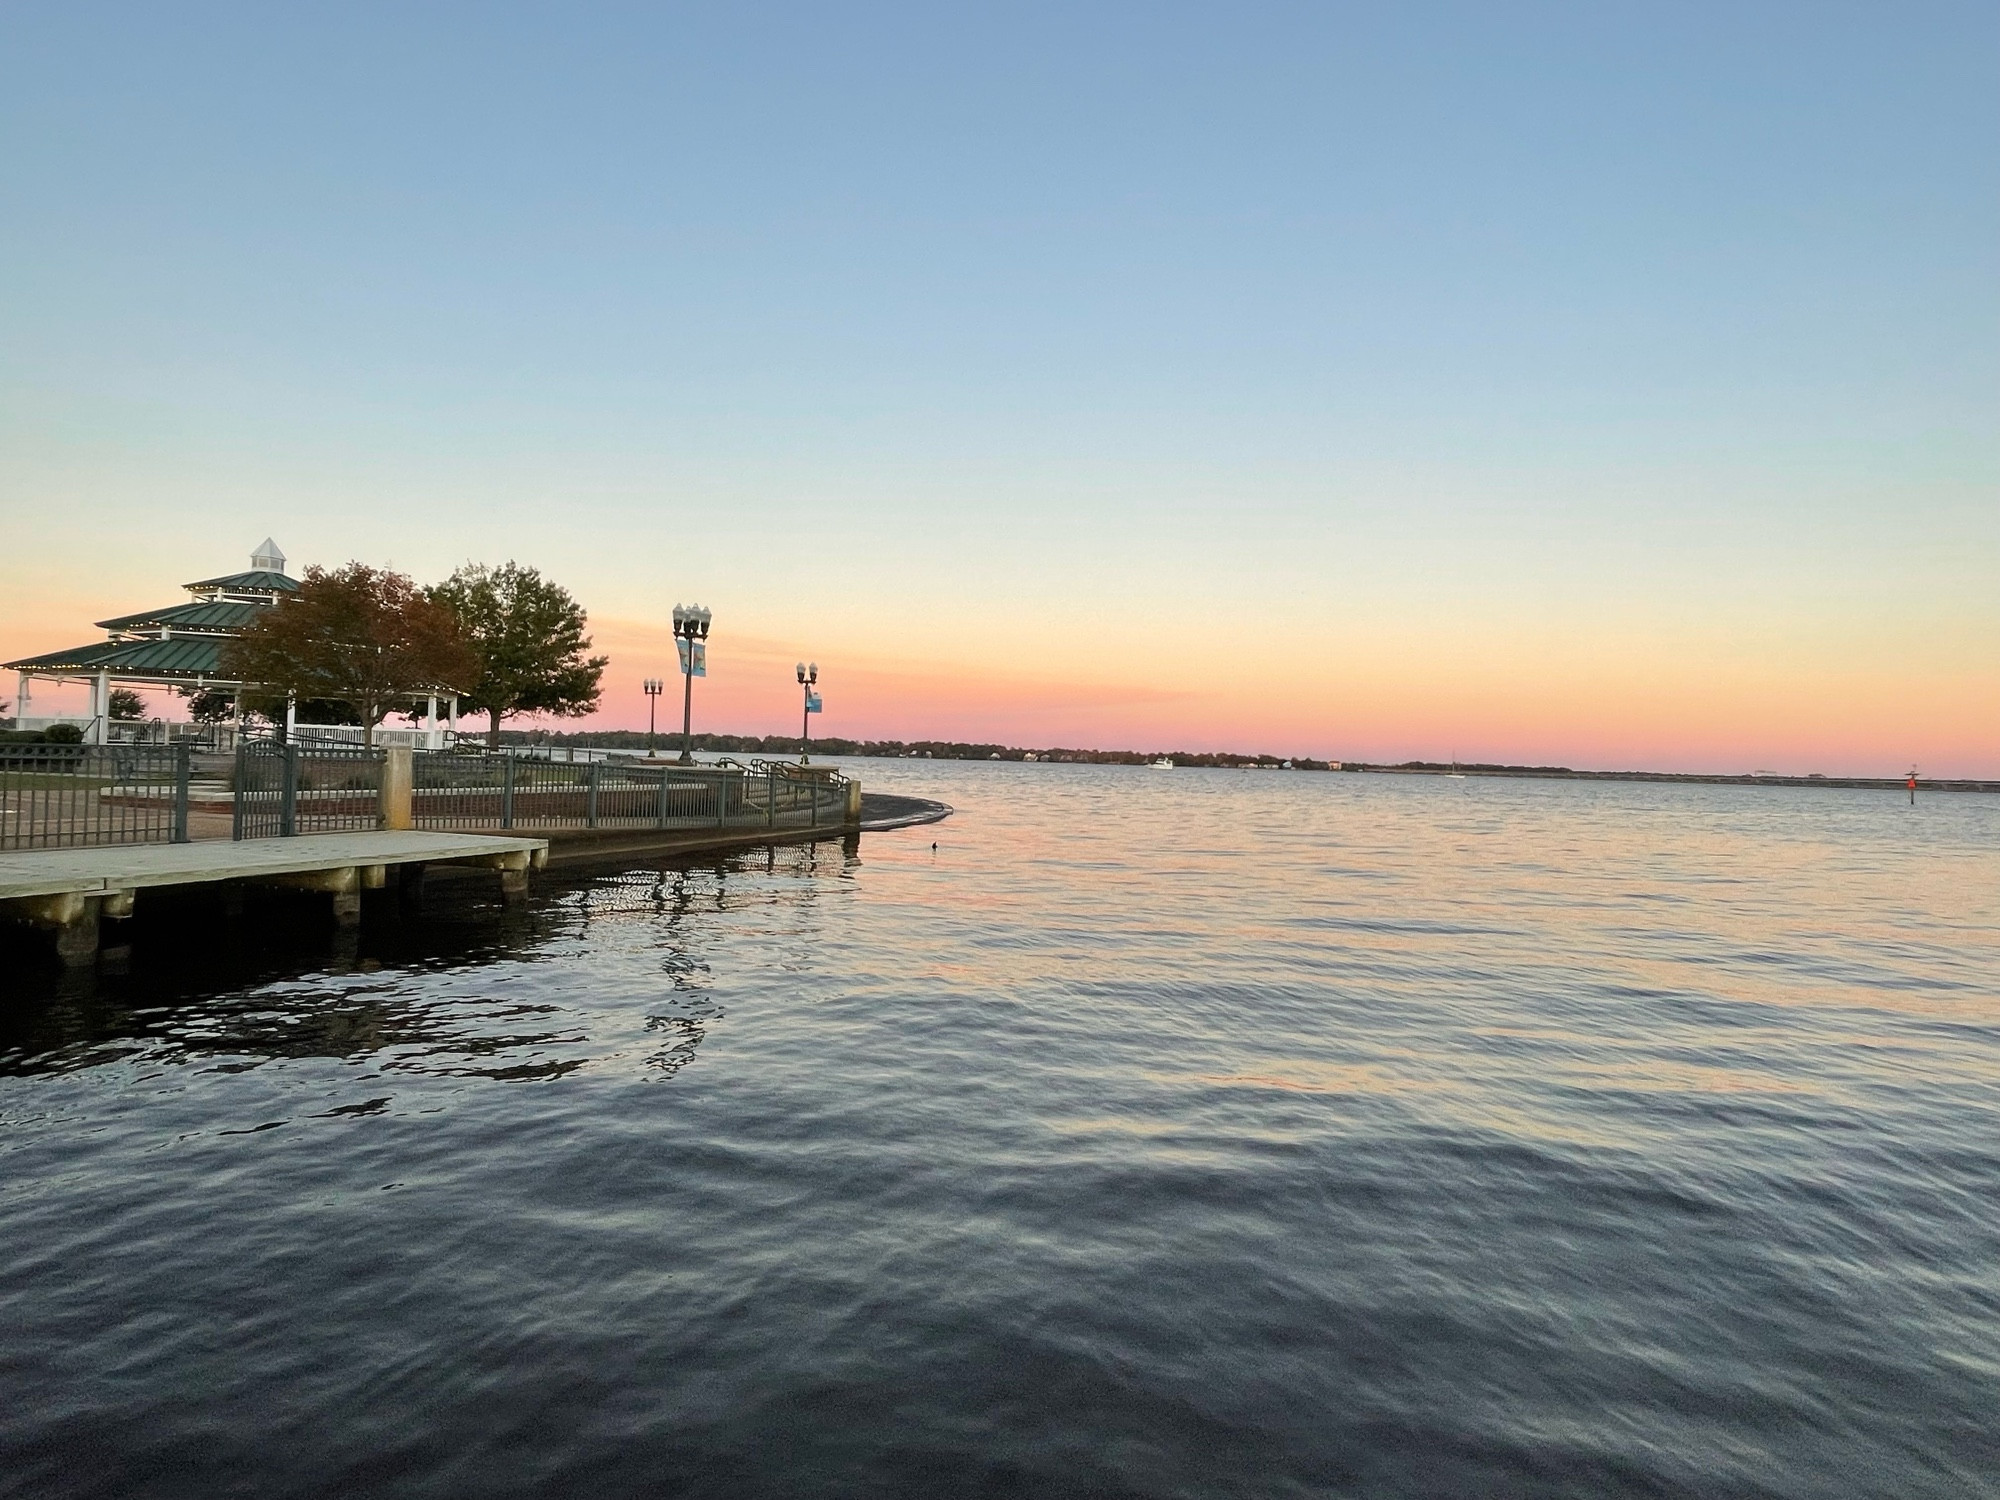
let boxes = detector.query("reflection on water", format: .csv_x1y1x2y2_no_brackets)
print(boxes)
1,768,1997,1499
0,844,853,1086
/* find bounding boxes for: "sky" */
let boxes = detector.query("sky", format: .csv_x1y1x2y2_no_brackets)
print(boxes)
1,2,1994,774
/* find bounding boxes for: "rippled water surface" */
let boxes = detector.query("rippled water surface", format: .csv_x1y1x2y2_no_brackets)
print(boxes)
3,765,1998,1498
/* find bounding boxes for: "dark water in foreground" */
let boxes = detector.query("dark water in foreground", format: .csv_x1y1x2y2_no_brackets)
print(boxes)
2,765,1997,1499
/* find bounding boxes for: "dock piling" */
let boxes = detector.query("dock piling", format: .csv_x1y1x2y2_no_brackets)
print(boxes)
380,747,414,830
12,891,102,966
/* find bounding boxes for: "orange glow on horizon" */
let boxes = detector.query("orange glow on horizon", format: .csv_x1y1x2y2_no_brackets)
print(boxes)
5,597,1994,780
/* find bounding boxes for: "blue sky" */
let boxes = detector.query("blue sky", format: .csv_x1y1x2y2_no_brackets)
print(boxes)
3,3,1995,768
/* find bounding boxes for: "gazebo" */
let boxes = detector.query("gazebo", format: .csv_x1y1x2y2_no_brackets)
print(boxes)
5,540,460,747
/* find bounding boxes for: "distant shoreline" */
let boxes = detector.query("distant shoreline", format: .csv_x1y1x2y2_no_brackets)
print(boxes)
494,731,1993,793
1346,765,1999,795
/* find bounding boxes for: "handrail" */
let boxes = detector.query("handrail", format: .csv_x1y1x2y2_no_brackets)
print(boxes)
403,747,851,835
742,757,851,786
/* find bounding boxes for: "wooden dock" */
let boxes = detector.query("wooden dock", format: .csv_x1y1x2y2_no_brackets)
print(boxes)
0,830,548,965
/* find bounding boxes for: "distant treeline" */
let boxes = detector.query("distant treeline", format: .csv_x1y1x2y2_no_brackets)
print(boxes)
1377,760,1581,775
495,728,1338,770
1351,761,1997,792
487,732,1997,792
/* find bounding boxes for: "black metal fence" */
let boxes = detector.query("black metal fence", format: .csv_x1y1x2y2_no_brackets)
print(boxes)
0,741,849,851
233,742,386,840
0,742,194,850
411,753,849,834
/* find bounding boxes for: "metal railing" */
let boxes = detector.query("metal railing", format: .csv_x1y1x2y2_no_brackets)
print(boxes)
0,742,194,850
411,752,850,834
291,723,458,750
12,718,221,747
233,741,386,840
0,743,850,851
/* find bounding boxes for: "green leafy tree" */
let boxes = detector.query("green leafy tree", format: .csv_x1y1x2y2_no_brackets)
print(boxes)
108,688,147,720
177,685,238,724
294,697,365,727
221,563,478,746
428,563,607,749
177,685,362,734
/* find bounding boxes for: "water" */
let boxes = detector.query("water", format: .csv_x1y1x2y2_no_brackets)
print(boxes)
3,765,1997,1499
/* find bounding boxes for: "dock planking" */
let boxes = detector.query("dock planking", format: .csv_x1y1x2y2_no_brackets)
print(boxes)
0,830,549,966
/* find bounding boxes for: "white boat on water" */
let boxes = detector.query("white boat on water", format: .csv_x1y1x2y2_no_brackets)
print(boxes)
1150,758,1175,769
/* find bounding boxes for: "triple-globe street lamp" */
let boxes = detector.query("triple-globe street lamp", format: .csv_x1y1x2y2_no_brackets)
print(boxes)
796,661,818,764
671,604,712,764
642,678,663,757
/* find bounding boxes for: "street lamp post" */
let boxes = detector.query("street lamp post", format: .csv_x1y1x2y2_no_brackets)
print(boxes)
671,604,711,764
796,661,818,764
642,678,663,757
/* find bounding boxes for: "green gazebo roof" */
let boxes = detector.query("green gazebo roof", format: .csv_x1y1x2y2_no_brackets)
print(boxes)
3,636,231,683
95,598,272,635
5,541,294,691
185,569,298,595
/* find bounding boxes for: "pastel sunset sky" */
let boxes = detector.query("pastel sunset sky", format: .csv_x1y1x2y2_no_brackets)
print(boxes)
2,4,1994,774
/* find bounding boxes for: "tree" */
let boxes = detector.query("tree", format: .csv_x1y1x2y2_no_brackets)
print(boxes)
221,563,478,746
177,685,238,724
428,563,607,749
108,688,147,721
295,697,364,727
177,684,362,734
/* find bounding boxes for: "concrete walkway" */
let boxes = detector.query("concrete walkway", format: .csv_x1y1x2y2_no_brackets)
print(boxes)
0,830,548,965
0,830,547,900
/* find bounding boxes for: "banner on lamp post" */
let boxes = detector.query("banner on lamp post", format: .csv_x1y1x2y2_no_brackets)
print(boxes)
805,692,822,713
677,639,706,677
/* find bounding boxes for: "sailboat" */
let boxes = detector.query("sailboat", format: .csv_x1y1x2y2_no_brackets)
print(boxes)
1446,751,1465,780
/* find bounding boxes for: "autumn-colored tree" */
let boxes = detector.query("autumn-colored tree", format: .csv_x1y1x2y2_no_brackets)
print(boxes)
428,562,607,749
221,563,478,746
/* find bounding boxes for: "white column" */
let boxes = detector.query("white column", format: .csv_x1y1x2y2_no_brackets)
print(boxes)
426,693,439,750
93,671,110,744
285,693,297,741
448,697,459,739
13,672,28,725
